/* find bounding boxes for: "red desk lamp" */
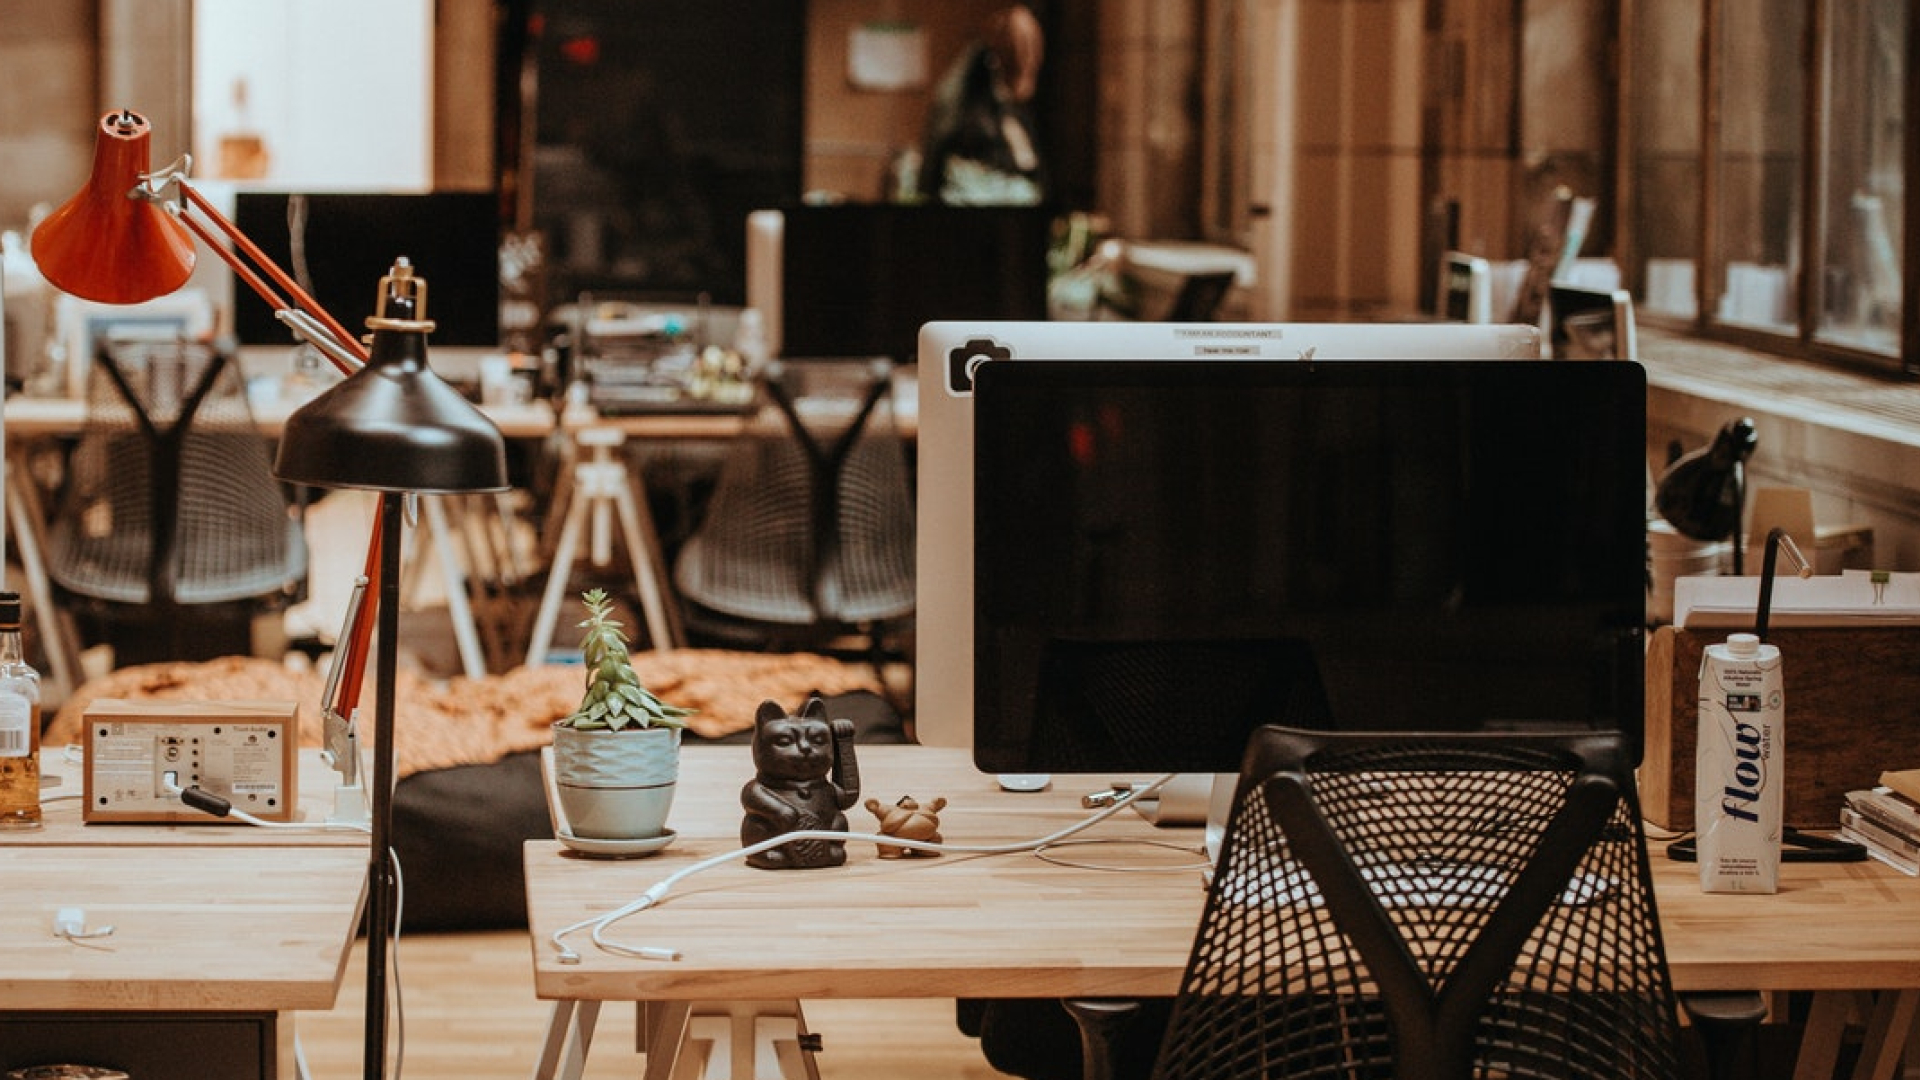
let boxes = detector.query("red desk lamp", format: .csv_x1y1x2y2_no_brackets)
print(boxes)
30,109,385,731
31,109,509,1080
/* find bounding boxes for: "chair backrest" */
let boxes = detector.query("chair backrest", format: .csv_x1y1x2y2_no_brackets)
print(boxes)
1166,271,1238,321
1152,726,1684,1080
672,359,914,629
47,337,306,612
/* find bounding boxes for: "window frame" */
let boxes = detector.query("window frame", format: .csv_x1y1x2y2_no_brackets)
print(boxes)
1623,0,1917,376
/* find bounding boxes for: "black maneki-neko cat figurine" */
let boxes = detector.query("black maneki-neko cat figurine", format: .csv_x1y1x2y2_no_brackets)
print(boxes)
740,696,861,869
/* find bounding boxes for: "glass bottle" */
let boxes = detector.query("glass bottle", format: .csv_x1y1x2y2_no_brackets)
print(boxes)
0,591,42,829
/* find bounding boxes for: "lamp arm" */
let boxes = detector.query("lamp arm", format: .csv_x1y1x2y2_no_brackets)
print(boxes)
320,574,371,784
327,511,387,727
139,161,368,372
277,309,368,372
1754,526,1813,641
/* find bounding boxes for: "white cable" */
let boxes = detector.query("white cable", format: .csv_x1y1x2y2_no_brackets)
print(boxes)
551,773,1178,964
159,775,373,833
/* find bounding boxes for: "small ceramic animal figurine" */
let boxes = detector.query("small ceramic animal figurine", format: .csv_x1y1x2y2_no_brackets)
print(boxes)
865,794,947,858
740,696,861,869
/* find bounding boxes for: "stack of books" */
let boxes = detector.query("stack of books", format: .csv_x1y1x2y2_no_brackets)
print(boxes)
1840,769,1920,875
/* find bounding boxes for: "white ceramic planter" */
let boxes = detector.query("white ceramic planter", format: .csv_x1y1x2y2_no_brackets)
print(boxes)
550,724,680,840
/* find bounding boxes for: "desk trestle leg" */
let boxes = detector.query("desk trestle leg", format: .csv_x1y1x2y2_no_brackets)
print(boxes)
682,1001,821,1080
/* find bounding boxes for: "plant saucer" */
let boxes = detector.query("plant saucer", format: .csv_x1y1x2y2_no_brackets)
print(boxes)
557,826,677,859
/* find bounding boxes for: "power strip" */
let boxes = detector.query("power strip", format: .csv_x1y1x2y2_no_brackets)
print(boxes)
82,699,300,824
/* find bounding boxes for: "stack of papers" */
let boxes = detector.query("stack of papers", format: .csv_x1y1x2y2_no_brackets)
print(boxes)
1674,570,1920,629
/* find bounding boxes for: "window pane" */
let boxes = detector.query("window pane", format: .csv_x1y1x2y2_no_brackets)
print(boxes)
1711,0,1807,333
1629,0,1705,319
1815,0,1905,355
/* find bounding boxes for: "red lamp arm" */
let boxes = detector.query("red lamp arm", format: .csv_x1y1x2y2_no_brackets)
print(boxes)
173,182,369,370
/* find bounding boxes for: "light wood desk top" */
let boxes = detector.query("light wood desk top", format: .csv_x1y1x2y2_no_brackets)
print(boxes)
527,744,1920,1004
1,751,368,1012
0,843,367,1011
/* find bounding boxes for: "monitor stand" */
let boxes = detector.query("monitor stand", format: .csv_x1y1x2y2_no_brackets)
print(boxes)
1130,773,1237,865
995,771,1239,867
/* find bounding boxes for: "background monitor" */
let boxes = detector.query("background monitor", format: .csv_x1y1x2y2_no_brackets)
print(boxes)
232,192,501,349
913,320,1547,754
1548,282,1638,360
970,358,1650,774
763,204,1052,365
1438,251,1493,323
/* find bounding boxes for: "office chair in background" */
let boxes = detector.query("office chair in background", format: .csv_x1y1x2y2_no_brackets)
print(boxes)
1067,726,1762,1080
46,337,307,666
1164,270,1238,322
672,359,914,681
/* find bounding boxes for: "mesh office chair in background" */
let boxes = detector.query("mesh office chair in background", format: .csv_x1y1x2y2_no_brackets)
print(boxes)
46,337,307,666
671,359,914,678
1061,725,1761,1080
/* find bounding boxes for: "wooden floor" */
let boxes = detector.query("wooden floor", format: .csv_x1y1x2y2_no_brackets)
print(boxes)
295,930,1005,1080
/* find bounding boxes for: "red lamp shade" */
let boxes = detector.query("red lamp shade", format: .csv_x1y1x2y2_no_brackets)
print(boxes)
31,110,196,305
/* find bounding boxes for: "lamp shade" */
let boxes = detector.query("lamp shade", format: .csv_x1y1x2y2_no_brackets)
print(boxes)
1654,416,1758,542
30,110,196,304
274,263,507,495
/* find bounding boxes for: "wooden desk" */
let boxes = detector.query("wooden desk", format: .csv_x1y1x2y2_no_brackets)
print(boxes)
2,392,557,441
526,744,1920,1079
0,750,368,1079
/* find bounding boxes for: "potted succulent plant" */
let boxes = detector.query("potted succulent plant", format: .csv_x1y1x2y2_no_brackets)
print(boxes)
549,588,694,845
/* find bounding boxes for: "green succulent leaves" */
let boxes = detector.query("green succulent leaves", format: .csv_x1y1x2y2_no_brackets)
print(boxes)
557,588,694,731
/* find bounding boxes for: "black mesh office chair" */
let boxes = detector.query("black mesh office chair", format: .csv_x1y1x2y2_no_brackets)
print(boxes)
671,359,914,672
46,337,307,666
1127,726,1740,1080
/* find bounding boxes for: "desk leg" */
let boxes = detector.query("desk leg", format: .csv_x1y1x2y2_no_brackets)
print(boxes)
679,1001,818,1080
638,1000,693,1080
533,999,601,1080
608,469,682,649
527,452,682,664
1853,989,1920,1080
526,484,593,667
6,453,81,700
420,496,488,679
1796,993,1854,1080
1795,990,1920,1080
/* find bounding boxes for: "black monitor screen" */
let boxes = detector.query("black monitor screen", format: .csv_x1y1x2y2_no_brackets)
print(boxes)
779,203,1051,364
972,358,1649,775
232,193,501,348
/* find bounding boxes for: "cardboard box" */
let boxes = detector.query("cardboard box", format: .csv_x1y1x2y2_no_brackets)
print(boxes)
1643,626,1920,831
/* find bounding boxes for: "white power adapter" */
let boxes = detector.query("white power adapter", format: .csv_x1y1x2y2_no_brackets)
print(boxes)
54,905,113,944
54,906,87,937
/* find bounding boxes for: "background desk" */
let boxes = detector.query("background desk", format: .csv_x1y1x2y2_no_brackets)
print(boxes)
0,750,367,1080
527,745,1920,1079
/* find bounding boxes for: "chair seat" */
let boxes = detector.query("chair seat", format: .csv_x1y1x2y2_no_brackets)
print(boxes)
673,536,914,627
50,517,307,607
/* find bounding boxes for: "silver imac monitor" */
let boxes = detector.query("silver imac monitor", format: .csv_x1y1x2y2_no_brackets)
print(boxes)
913,320,1545,753
1548,282,1639,361
968,357,1649,783
1439,251,1494,323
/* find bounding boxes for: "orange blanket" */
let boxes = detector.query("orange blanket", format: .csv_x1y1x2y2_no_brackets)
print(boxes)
45,651,884,779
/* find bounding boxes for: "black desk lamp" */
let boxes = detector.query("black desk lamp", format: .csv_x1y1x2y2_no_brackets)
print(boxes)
274,261,507,1079
1654,417,1759,574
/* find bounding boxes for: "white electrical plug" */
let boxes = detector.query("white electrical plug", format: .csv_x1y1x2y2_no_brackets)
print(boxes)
53,905,113,945
54,906,87,937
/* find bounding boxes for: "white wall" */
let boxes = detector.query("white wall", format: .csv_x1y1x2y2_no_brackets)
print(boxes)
191,0,432,191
